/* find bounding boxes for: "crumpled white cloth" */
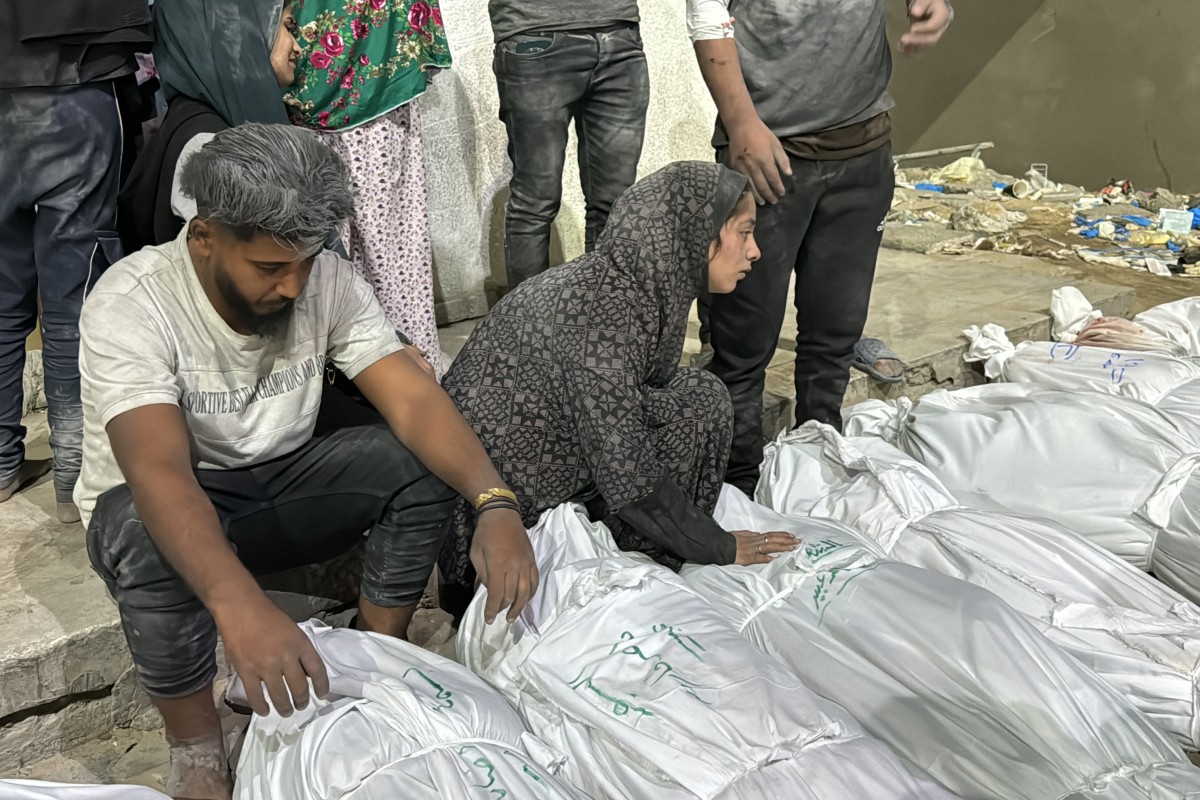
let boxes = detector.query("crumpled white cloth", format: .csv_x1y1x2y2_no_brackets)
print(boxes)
840,384,1200,604
683,487,1200,800
458,504,958,800
757,421,1200,750
0,782,169,800
984,338,1200,404
962,322,1015,379
231,621,587,800
1051,286,1104,342
1135,297,1200,357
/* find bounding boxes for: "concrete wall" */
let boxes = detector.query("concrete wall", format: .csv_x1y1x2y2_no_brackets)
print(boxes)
424,1,1198,323
886,1,1200,192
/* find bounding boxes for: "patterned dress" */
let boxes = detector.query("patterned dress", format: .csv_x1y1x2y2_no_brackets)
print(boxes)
440,161,749,594
286,0,451,375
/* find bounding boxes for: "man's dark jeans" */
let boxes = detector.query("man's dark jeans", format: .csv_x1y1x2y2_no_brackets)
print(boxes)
494,24,649,288
708,144,895,495
0,81,124,502
87,389,458,698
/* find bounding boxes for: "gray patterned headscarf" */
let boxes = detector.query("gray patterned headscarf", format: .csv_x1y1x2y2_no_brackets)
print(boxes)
593,160,749,386
439,161,749,591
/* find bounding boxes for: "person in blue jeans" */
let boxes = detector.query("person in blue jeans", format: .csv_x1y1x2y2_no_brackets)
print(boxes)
0,0,151,522
490,0,650,288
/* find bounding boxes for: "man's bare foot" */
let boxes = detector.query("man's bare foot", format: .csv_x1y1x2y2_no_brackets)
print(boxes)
166,732,233,800
56,501,81,524
0,458,52,503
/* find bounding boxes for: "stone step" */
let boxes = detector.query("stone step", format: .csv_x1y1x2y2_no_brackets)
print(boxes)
0,415,154,773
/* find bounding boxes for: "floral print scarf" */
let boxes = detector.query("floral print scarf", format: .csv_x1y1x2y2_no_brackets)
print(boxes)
285,0,451,130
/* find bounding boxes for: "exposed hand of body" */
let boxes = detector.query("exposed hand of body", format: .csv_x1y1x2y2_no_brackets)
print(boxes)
1073,317,1147,348
730,530,800,565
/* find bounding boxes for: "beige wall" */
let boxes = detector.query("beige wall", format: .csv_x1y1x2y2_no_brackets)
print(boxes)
424,1,1198,323
887,1,1200,191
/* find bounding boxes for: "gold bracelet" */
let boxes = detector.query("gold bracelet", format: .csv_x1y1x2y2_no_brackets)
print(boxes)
473,487,518,510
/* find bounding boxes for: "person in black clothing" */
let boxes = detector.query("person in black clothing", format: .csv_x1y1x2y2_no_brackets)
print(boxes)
119,0,302,252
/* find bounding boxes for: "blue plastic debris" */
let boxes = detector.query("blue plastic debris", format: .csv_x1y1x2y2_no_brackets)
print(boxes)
993,181,1008,190
914,182,945,192
1169,241,1183,253
1190,207,1200,229
1122,215,1154,228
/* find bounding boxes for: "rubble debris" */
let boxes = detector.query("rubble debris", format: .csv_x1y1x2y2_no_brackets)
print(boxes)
950,200,1028,235
888,154,1200,276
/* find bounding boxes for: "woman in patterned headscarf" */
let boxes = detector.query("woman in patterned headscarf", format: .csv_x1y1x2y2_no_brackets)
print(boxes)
439,161,799,615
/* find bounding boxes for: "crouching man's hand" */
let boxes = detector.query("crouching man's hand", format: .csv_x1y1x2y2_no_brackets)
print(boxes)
471,508,540,624
216,589,329,717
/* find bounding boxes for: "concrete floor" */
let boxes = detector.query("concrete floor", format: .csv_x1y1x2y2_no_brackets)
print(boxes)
3,245,1198,789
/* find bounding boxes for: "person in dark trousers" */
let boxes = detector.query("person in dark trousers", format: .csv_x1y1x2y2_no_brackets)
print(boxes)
0,0,152,522
80,125,538,800
688,0,954,494
490,0,650,289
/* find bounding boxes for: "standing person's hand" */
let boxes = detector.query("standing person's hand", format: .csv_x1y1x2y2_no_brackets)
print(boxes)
471,509,540,623
726,116,792,205
730,530,800,565
900,0,954,55
216,590,330,716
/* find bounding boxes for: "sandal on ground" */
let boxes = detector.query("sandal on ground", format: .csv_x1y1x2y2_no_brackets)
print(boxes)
852,338,905,384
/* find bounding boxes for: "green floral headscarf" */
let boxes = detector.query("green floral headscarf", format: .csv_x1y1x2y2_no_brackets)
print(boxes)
285,0,451,130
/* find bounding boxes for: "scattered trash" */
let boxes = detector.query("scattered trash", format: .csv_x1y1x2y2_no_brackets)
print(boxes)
1147,258,1174,277
1160,209,1195,236
950,200,1027,235
887,151,1200,276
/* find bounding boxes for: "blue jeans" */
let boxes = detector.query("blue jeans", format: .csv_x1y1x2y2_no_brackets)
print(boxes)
494,24,649,288
0,82,124,501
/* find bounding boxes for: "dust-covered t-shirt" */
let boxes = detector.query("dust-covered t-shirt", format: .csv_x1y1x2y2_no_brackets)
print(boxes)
74,227,403,526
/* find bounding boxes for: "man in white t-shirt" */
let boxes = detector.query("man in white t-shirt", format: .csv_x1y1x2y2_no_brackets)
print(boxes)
81,124,539,800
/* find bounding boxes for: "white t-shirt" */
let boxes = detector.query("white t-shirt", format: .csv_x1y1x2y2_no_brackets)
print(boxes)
74,228,403,527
